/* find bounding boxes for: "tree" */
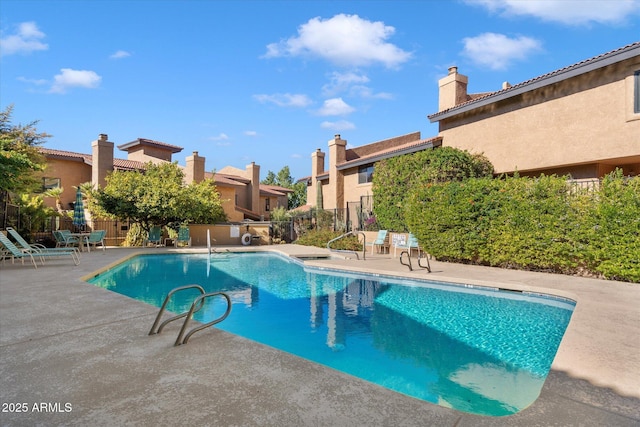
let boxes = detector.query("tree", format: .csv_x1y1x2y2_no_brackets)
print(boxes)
0,105,50,194
94,162,227,233
261,165,306,209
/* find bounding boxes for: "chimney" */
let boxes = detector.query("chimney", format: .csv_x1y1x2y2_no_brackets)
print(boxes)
246,162,260,213
91,133,114,189
328,134,347,209
311,148,325,177
185,151,205,184
309,149,326,208
438,66,468,111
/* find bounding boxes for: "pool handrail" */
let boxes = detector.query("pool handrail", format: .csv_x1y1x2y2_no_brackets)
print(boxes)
327,231,366,260
149,284,206,335
175,292,232,346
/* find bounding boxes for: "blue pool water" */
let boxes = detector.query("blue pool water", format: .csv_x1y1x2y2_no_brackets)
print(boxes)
87,252,575,416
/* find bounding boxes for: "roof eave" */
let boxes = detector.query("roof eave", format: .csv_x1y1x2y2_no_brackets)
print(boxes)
428,44,640,122
336,139,442,171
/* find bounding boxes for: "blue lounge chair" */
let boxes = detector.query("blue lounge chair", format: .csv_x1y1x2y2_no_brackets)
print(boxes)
53,230,81,249
365,230,388,254
145,226,163,247
6,227,80,258
393,233,422,258
175,226,191,248
0,232,80,268
85,230,107,252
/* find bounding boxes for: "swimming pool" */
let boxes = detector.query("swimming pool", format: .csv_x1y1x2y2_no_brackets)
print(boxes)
87,252,575,416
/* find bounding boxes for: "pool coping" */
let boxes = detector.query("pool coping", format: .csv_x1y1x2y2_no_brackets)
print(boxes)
1,244,639,426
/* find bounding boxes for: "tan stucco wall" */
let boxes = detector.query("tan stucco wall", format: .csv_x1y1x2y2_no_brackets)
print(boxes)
343,169,373,209
125,146,173,162
39,159,92,209
189,223,271,246
438,59,640,176
216,186,243,222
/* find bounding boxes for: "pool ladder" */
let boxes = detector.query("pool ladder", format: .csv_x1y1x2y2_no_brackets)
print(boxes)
149,285,232,346
399,250,431,273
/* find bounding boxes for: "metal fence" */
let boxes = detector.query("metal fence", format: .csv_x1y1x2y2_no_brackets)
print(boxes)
292,195,380,236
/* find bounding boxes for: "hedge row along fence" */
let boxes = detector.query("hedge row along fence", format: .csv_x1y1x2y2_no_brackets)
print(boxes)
405,171,640,283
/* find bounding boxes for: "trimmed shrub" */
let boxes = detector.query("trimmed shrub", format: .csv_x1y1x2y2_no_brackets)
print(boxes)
405,172,640,282
295,229,362,251
373,147,493,232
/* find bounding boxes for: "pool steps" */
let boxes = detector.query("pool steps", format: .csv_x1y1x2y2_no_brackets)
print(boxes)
149,284,232,346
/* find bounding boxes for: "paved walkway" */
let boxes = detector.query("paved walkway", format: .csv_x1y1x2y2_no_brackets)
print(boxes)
1,245,638,426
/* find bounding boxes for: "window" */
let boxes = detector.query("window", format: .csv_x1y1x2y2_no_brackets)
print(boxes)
42,177,61,192
358,164,374,184
635,71,640,114
265,197,270,211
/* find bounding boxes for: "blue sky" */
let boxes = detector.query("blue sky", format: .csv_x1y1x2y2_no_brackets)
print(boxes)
1,0,639,181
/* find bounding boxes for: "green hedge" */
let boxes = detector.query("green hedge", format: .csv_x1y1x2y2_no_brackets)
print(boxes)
295,229,362,251
405,172,640,282
372,147,494,232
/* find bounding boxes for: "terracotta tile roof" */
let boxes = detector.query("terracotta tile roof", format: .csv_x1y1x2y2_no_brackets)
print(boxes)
113,159,147,171
337,136,443,170
260,184,293,197
39,147,91,163
234,205,262,220
212,173,250,187
117,138,183,153
429,41,640,121
39,147,147,171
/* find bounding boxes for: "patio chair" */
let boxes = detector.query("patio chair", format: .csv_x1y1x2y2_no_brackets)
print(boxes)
85,230,107,252
393,233,422,258
6,227,80,257
365,230,388,254
175,226,191,248
0,232,79,268
145,226,164,247
54,230,81,248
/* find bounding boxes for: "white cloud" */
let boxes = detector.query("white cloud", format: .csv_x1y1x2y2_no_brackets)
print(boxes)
350,86,394,100
110,50,131,59
322,71,370,95
320,120,356,131
462,33,542,70
317,98,356,116
322,71,393,99
253,93,313,108
208,133,229,141
467,0,640,25
0,21,48,56
263,14,412,68
17,76,48,86
49,68,102,94
244,130,258,137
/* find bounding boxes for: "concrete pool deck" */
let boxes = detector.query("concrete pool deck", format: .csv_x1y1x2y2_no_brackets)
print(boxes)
0,244,638,426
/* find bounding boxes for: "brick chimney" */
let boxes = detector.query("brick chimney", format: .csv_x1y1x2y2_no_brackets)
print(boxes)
185,151,205,184
438,66,468,111
91,133,114,188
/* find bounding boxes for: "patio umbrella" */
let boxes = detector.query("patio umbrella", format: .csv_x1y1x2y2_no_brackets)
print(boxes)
72,187,86,231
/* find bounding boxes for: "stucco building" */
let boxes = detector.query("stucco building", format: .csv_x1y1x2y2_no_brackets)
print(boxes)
303,132,442,228
301,42,639,232
38,134,290,222
428,42,640,178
